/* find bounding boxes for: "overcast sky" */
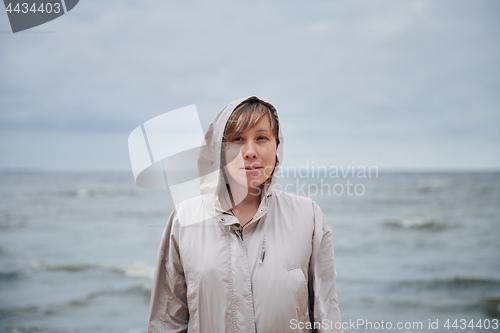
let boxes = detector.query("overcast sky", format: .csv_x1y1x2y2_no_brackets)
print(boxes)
1,0,499,172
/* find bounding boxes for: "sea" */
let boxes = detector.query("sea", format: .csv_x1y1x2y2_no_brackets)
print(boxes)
0,170,499,332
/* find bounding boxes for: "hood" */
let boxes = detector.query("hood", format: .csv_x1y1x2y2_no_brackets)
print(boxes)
197,96,284,216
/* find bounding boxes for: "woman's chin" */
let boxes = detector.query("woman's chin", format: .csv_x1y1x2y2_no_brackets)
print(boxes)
226,174,267,194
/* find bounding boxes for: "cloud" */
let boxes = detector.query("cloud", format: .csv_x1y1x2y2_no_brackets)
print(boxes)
0,0,499,170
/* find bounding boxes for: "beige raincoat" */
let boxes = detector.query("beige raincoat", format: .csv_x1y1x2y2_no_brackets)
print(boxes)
148,96,342,332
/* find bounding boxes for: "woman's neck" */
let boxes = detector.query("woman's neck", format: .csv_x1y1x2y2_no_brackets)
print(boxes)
221,181,262,225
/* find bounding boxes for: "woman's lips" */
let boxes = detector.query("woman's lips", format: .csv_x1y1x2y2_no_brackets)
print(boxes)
242,167,263,174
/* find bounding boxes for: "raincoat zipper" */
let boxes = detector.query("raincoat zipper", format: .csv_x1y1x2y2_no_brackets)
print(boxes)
233,224,257,332
236,227,243,240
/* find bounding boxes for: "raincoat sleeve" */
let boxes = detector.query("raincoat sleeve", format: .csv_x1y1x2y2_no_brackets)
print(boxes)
308,201,343,333
148,211,189,333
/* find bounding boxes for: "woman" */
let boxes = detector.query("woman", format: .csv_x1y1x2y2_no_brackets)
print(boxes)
148,96,342,332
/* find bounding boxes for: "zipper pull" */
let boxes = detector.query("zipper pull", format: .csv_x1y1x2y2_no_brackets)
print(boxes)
259,235,266,264
235,226,243,240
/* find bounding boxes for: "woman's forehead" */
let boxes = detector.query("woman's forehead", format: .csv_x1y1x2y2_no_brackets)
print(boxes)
240,117,272,133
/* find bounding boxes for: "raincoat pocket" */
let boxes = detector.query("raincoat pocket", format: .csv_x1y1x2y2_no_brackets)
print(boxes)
287,267,309,323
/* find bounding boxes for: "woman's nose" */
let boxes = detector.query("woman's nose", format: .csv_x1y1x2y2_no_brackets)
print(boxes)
242,142,257,159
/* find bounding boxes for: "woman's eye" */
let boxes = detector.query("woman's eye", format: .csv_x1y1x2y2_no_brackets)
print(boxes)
232,137,243,142
258,136,269,141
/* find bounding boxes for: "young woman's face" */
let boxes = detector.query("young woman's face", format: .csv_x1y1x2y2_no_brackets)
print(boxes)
224,115,277,194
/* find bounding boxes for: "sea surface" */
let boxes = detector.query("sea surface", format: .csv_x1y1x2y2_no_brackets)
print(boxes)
0,171,499,332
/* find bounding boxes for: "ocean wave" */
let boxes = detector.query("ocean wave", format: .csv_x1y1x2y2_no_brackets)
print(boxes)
394,276,500,291
481,298,500,317
67,284,152,307
387,277,500,317
59,189,140,199
30,261,155,280
417,178,453,189
112,263,155,279
383,215,437,228
0,304,50,317
0,284,151,330
0,270,22,281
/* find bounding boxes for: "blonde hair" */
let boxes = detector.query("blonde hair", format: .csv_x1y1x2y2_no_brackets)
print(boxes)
223,99,279,143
